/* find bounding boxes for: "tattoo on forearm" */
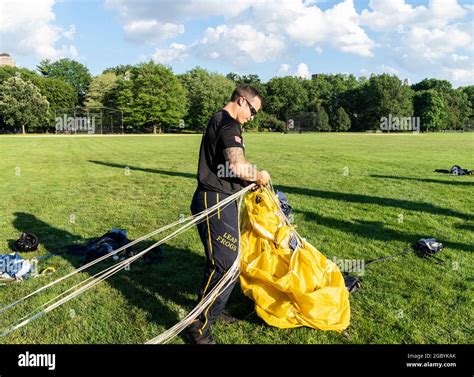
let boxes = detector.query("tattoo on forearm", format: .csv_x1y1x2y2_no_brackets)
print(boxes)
223,147,245,164
223,147,257,181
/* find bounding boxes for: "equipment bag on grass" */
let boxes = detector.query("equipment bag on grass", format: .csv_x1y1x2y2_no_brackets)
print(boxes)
239,188,350,331
67,228,131,262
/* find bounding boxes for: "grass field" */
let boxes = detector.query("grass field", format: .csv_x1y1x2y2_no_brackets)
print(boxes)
0,133,472,344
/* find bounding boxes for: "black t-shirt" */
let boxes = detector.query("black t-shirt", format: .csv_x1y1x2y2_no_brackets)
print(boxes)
196,109,250,194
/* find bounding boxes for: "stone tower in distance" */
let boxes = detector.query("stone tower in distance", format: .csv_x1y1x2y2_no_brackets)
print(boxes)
0,53,15,67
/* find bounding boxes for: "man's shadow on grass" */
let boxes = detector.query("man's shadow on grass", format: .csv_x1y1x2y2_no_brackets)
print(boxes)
11,211,209,343
370,174,474,187
295,209,473,254
88,160,471,221
89,160,196,179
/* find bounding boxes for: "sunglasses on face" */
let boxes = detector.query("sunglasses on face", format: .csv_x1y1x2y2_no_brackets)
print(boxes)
243,97,257,116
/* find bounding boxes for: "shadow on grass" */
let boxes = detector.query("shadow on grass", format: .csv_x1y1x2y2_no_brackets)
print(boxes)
370,174,474,187
89,160,195,179
275,185,471,221
88,160,472,221
296,209,473,253
11,211,208,343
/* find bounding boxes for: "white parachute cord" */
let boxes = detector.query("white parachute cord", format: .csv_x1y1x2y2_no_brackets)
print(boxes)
0,186,254,337
0,217,191,316
145,194,246,344
0,187,246,316
4,194,242,329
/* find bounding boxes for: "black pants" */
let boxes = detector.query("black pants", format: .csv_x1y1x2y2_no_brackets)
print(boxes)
190,188,239,332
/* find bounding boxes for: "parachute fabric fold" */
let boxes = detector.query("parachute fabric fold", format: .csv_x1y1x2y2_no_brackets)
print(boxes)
239,188,350,331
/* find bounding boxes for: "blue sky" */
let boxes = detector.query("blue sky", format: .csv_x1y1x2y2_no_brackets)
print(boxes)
1,0,473,86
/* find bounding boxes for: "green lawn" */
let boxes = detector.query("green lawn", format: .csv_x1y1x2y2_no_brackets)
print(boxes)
0,133,472,344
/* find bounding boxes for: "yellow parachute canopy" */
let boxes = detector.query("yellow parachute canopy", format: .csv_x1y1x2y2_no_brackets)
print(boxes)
239,188,350,331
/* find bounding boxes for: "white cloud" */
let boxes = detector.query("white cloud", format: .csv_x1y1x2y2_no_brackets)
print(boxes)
360,0,426,32
123,20,184,44
360,0,472,84
148,43,188,64
379,64,398,74
106,0,253,43
105,0,253,21
295,63,311,79
278,63,290,73
392,23,472,84
0,0,77,60
360,0,466,32
451,54,468,62
105,0,472,84
399,25,471,63
62,24,75,40
444,67,474,83
106,0,375,60
253,0,375,57
195,24,286,65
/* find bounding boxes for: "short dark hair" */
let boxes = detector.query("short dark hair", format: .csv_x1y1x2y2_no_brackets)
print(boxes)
230,85,261,102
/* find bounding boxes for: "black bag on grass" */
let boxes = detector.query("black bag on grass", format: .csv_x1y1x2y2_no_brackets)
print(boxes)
67,228,131,262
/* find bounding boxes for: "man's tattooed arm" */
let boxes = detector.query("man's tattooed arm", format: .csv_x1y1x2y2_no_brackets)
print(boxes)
223,147,257,181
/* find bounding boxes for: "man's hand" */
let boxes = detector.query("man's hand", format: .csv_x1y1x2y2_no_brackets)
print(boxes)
256,170,271,187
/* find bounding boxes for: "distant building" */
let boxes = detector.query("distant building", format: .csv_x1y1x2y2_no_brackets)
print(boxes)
403,78,411,86
0,53,15,67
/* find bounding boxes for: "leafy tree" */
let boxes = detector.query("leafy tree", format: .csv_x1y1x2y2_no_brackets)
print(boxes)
444,89,470,130
85,72,117,109
317,105,330,131
265,76,308,120
356,74,413,131
102,64,134,76
413,89,447,131
460,85,474,128
333,106,351,131
110,61,187,133
0,66,38,83
0,75,49,134
412,78,453,93
180,67,235,131
37,58,91,105
246,111,285,132
304,75,330,112
412,79,470,130
33,77,77,128
226,72,266,100
305,74,358,129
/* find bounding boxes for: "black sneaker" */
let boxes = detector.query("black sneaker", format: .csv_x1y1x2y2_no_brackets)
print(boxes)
185,321,216,345
216,311,239,324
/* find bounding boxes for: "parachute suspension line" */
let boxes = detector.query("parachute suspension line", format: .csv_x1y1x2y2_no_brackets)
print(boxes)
145,194,246,344
0,185,255,338
0,186,250,317
3,193,243,330
0,216,194,316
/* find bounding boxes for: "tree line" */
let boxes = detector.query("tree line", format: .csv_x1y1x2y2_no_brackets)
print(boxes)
0,58,472,133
